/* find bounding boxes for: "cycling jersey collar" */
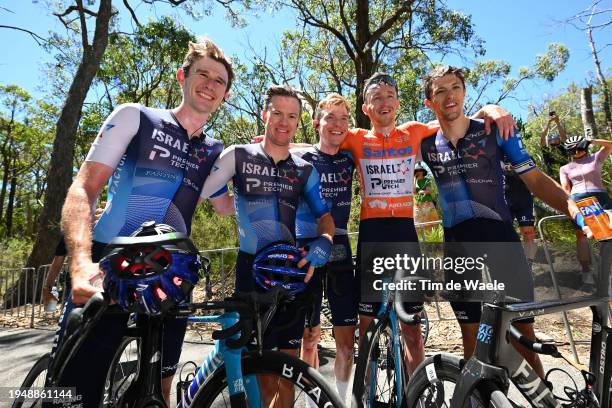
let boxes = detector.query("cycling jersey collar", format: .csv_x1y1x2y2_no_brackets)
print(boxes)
259,142,291,165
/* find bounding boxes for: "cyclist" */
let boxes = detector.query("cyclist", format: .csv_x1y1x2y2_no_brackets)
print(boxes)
560,135,612,288
502,159,537,266
291,93,356,405
340,72,516,374
56,39,235,407
199,84,334,407
420,65,590,378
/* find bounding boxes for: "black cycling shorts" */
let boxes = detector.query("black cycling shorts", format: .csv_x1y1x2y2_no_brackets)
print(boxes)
356,217,423,317
444,219,535,324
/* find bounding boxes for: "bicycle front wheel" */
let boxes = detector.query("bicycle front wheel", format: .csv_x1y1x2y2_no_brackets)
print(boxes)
352,316,405,408
101,336,140,407
189,350,344,408
405,354,499,408
11,353,51,408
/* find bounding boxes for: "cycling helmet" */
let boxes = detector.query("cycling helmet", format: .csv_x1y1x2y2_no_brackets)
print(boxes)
252,243,308,296
414,162,427,175
563,136,589,152
101,221,202,315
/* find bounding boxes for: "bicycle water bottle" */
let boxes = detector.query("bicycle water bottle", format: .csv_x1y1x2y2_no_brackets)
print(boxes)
45,286,59,313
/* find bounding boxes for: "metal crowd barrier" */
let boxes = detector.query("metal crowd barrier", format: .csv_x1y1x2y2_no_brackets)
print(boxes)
0,216,596,360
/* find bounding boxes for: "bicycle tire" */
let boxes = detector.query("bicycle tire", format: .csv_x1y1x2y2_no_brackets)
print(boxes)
101,336,140,407
188,350,344,407
352,316,406,408
420,308,429,346
11,353,51,408
405,354,502,408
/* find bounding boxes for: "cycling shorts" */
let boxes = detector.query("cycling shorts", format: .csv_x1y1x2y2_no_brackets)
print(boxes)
303,258,358,328
236,251,313,350
47,241,187,408
443,218,535,324
356,217,423,317
508,194,535,227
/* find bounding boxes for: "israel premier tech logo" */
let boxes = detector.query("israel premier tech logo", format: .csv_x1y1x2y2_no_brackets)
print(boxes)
363,146,413,158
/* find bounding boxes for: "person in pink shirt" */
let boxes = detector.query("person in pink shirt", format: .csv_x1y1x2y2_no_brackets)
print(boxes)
560,135,612,288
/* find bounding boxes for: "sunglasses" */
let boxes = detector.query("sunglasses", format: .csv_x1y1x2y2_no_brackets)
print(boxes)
363,75,398,95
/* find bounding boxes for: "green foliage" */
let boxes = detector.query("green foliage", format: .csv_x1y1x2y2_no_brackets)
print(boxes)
97,17,196,109
0,237,33,268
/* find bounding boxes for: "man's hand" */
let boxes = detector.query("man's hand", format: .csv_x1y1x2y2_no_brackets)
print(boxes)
477,104,517,139
251,135,264,144
71,262,104,305
298,236,333,283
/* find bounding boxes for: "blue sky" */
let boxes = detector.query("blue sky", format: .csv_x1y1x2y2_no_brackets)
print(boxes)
0,0,609,120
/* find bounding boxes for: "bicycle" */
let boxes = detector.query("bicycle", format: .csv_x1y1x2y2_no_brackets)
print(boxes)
406,240,611,408
351,272,426,408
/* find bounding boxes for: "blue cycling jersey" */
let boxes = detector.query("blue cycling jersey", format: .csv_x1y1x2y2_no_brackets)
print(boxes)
293,146,354,239
420,119,536,228
89,104,225,242
200,143,329,254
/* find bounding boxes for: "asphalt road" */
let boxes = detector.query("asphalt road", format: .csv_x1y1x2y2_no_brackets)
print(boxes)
0,327,589,407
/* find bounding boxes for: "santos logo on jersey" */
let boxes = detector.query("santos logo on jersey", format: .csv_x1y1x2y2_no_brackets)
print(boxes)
363,146,413,158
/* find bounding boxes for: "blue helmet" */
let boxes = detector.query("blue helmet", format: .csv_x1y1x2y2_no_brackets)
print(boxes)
101,221,202,315
253,243,308,296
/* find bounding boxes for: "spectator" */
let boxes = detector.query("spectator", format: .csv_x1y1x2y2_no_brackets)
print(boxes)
413,162,439,231
560,136,612,289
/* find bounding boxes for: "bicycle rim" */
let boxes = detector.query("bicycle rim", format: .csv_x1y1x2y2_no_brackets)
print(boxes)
102,337,140,407
11,353,51,408
189,350,343,408
354,318,402,408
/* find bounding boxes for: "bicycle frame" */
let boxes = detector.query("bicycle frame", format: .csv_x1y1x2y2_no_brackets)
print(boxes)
450,291,611,407
178,312,261,408
365,286,405,408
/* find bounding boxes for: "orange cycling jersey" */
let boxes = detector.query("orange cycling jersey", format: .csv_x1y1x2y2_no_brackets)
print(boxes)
340,122,437,219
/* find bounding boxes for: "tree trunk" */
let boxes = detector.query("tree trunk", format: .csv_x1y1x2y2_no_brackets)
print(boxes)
3,0,112,308
581,87,597,139
5,174,16,237
0,157,9,221
587,25,611,133
354,0,372,129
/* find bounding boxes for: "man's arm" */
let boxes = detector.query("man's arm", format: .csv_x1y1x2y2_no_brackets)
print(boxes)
208,192,235,216
199,146,236,199
471,105,517,139
317,212,335,242
62,162,114,304
555,118,567,142
541,121,551,147
519,168,587,235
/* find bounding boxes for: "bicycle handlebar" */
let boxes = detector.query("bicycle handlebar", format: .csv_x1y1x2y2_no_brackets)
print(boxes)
393,270,424,326
507,325,558,355
188,286,291,349
49,292,110,385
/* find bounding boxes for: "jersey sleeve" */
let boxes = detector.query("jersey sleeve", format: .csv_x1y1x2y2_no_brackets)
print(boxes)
339,129,360,157
200,145,236,199
497,128,536,175
302,167,329,219
398,121,439,141
559,164,569,188
85,103,141,169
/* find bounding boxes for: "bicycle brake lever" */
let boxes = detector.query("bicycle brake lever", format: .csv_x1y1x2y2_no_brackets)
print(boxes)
225,319,254,349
